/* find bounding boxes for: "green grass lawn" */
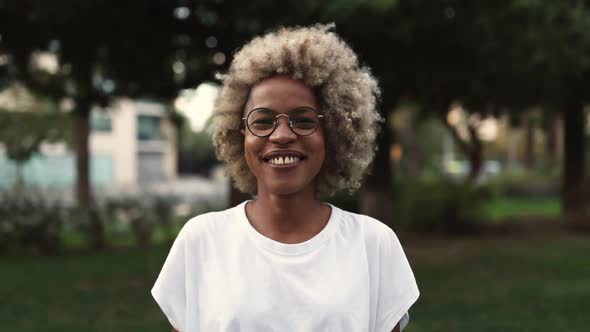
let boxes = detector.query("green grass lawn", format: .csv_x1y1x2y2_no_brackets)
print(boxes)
1,233,588,331
404,234,590,331
480,197,561,222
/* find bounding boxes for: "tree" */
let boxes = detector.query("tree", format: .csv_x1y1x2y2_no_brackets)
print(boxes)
0,0,237,247
318,0,590,225
3,0,588,228
497,1,590,221
0,110,70,188
0,0,234,206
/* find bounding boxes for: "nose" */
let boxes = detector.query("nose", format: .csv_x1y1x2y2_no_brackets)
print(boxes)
269,115,296,144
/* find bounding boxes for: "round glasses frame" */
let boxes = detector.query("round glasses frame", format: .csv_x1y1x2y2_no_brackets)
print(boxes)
242,107,324,138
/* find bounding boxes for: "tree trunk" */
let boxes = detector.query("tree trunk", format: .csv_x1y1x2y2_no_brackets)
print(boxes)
524,117,535,168
359,122,394,225
73,101,105,249
543,113,558,161
15,162,25,191
466,148,482,182
394,110,421,175
403,125,421,176
506,125,519,169
73,108,92,208
88,207,105,249
442,116,483,183
562,97,586,222
466,126,483,182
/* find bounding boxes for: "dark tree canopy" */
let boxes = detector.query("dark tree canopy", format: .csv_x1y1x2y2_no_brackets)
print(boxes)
1,0,589,219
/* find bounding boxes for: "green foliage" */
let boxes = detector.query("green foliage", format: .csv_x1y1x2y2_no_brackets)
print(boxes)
395,176,492,233
104,195,180,248
0,190,215,253
2,0,589,220
480,197,560,221
183,130,215,161
0,191,64,255
104,197,155,248
486,167,560,198
150,195,179,243
65,204,108,250
321,0,398,18
392,107,450,175
177,111,218,175
0,110,70,164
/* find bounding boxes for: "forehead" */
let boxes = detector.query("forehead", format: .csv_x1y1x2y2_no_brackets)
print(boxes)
244,76,318,112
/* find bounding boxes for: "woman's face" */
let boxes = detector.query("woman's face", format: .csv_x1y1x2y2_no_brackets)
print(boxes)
242,76,325,197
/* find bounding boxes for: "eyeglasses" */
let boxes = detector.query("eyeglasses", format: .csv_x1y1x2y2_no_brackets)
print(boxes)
242,107,324,138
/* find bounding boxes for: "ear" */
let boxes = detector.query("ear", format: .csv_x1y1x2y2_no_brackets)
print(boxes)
240,128,245,135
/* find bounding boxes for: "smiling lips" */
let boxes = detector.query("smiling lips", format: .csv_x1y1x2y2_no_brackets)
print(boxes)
262,151,305,167
267,156,301,165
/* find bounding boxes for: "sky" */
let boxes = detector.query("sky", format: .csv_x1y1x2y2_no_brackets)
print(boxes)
174,82,220,132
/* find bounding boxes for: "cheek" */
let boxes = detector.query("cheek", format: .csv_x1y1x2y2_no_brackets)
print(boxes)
311,134,326,166
319,145,326,167
243,136,261,171
318,135,327,174
316,130,326,155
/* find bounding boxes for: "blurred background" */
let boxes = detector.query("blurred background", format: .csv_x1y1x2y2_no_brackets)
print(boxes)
0,0,589,331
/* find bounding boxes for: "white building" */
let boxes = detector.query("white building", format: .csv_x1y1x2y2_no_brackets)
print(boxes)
89,98,177,192
0,98,177,193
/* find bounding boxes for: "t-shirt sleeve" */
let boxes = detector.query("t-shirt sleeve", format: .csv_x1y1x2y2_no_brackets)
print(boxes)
151,225,189,331
376,228,420,332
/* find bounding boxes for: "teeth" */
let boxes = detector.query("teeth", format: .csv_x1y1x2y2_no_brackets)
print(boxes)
268,156,300,165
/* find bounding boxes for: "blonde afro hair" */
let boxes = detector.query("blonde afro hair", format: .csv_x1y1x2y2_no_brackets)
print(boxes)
212,24,382,196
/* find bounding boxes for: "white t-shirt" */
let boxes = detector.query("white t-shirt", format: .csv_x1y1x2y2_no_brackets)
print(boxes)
152,201,419,332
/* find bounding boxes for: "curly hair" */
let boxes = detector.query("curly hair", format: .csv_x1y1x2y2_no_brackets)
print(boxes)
212,24,382,196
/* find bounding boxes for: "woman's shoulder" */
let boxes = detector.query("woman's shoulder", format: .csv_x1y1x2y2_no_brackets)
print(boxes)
330,205,398,242
179,203,244,239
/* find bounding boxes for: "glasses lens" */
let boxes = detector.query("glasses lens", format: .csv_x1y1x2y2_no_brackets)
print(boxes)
247,109,275,136
290,107,320,135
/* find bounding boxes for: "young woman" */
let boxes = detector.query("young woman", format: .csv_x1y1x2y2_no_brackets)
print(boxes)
152,24,419,332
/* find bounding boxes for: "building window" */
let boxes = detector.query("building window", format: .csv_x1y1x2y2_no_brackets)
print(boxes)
137,115,162,140
91,112,112,132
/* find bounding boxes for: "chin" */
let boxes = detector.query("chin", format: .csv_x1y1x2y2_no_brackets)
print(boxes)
261,180,313,197
266,185,302,197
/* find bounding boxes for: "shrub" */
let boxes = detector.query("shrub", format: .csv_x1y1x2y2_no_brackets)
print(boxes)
65,204,109,250
104,196,153,247
395,176,492,233
0,191,64,255
486,167,560,198
151,195,180,242
104,194,180,247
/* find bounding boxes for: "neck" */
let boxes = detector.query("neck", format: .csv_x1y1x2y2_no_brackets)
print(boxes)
246,186,330,243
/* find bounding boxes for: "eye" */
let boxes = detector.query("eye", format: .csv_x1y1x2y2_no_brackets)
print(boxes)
291,117,317,128
251,118,275,129
290,108,319,129
248,109,275,129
